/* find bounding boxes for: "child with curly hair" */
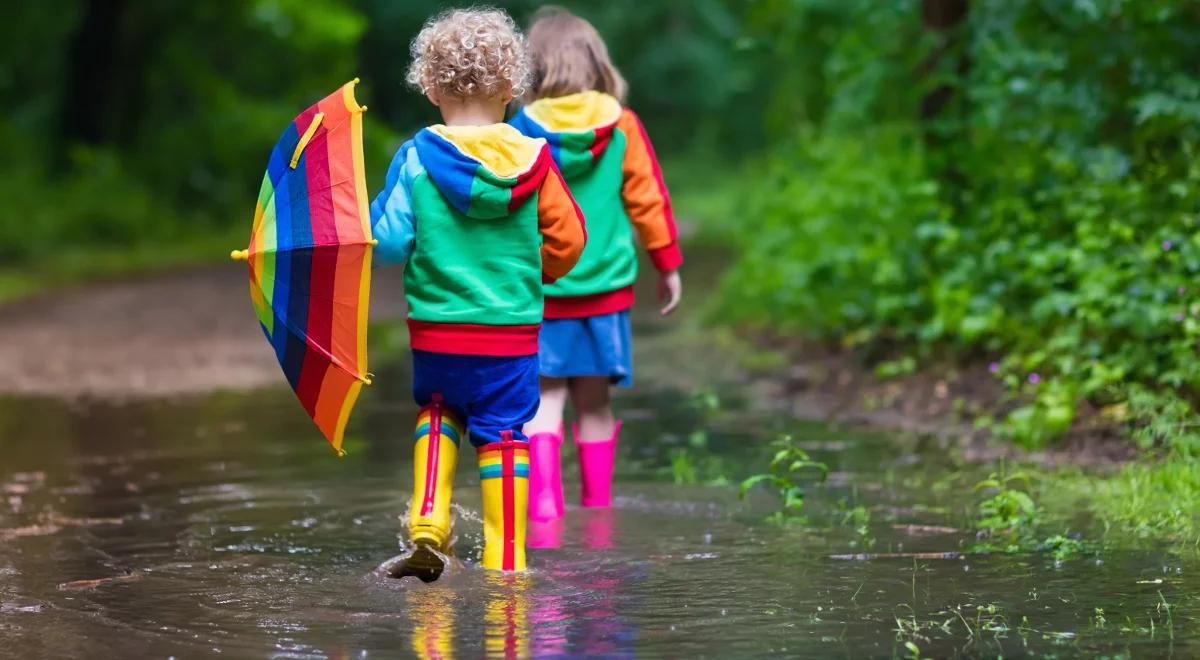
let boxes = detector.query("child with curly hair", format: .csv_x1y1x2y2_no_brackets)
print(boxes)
372,7,586,577
510,7,683,525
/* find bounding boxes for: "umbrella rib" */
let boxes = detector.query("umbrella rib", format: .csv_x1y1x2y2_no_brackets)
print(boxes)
268,307,365,380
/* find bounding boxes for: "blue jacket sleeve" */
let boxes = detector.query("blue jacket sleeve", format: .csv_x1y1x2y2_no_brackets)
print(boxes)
370,141,417,267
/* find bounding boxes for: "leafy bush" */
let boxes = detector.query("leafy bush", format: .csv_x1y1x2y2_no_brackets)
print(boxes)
719,0,1200,450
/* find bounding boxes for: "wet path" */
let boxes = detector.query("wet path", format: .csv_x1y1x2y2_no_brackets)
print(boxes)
1,253,1198,657
0,267,407,398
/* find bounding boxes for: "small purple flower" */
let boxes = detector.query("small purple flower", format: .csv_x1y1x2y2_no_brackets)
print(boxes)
1179,286,1186,295
1028,373,1041,385
1177,312,1185,322
1163,240,1173,251
988,362,1000,374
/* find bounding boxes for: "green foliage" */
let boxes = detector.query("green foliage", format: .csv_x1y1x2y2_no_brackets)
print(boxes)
738,434,828,521
1,0,372,265
668,448,698,485
969,469,1099,560
973,470,1038,539
3,0,756,278
719,0,1200,451
1050,455,1200,543
1038,534,1085,562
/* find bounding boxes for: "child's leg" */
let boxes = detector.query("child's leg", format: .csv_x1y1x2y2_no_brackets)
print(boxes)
569,376,622,507
570,376,616,441
469,354,540,571
392,351,468,581
524,376,568,523
408,392,463,548
524,376,568,435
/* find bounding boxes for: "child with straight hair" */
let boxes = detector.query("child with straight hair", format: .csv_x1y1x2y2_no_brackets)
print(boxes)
372,8,586,577
510,6,683,524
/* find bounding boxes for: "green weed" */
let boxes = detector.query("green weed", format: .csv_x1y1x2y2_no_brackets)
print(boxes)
973,470,1037,539
739,434,828,520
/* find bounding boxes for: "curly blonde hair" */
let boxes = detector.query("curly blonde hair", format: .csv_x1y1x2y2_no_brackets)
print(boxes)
406,8,530,100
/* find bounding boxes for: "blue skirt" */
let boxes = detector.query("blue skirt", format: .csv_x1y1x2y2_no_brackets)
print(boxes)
539,310,633,387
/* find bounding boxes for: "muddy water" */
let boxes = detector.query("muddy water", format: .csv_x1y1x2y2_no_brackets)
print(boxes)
1,263,1198,657
1,378,1197,657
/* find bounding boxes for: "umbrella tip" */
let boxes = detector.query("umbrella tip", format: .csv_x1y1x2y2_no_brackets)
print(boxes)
230,249,249,262
351,77,360,85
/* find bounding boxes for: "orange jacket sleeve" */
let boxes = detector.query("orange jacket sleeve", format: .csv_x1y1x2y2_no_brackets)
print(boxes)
617,109,682,272
537,159,587,283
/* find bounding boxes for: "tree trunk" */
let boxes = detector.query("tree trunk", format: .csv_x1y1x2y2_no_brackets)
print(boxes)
919,0,970,204
919,0,969,121
60,0,125,148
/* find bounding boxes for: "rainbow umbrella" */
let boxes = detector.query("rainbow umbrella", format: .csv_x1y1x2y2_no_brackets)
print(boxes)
231,79,375,456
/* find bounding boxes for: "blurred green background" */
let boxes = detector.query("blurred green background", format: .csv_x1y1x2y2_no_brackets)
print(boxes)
1,0,762,271
5,0,1200,454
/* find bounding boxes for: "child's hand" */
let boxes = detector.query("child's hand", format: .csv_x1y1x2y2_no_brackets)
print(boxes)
658,269,682,316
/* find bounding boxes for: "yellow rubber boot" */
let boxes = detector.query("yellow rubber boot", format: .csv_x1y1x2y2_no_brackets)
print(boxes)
395,393,462,581
477,432,529,572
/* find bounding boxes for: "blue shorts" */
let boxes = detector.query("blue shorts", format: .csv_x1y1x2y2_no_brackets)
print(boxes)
411,350,539,447
538,310,633,387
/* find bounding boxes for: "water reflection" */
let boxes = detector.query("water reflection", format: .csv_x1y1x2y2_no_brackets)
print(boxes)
582,508,614,549
2,355,1199,656
526,517,563,549
406,584,457,660
483,574,530,659
528,590,570,657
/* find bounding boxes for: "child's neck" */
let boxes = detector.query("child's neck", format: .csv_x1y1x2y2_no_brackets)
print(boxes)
438,94,507,126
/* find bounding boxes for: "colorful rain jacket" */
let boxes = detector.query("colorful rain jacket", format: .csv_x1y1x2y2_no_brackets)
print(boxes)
370,123,586,356
510,91,681,318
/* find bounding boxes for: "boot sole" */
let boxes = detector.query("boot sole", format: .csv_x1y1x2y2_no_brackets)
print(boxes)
387,541,447,583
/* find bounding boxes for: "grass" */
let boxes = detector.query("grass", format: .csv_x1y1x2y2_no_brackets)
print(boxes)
0,227,244,304
1045,456,1200,546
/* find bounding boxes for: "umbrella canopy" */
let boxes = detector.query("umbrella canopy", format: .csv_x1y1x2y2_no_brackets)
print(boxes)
232,79,375,456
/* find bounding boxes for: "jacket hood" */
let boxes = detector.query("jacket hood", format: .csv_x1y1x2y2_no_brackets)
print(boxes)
509,91,622,179
413,123,550,218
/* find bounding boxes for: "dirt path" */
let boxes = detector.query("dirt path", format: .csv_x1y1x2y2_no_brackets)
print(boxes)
0,267,404,399
0,255,1134,465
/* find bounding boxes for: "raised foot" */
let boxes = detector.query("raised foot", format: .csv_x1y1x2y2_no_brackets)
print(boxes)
387,542,447,583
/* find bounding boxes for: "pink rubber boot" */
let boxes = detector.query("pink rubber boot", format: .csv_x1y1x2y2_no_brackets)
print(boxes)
575,420,622,508
527,427,565,522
